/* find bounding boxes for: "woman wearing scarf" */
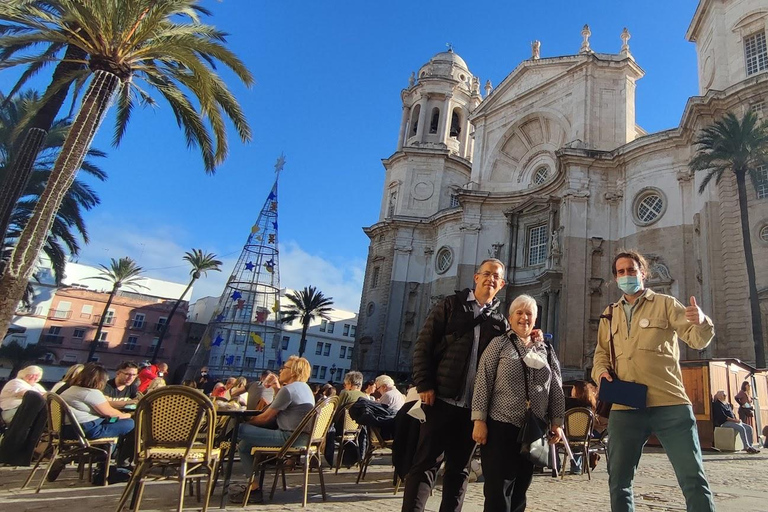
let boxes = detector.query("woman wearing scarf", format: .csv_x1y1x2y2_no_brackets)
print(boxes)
472,294,565,512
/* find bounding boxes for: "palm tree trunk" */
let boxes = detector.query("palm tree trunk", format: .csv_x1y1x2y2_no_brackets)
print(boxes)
152,278,195,363
0,70,121,342
736,171,766,367
298,320,310,357
88,284,119,361
0,45,88,246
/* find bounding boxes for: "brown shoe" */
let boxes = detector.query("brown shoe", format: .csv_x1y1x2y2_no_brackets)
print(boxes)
589,453,600,470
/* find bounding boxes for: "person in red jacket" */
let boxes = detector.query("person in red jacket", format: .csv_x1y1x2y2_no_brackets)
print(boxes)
137,363,168,393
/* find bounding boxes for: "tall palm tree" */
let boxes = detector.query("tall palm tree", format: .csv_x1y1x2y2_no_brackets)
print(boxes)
280,286,334,357
0,0,253,341
1,91,106,282
87,256,145,361
689,110,768,367
151,249,221,363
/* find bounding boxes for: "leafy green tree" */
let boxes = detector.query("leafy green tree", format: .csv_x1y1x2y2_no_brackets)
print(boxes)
280,286,334,357
87,257,146,361
0,0,253,341
1,91,106,282
689,110,768,366
0,340,53,378
151,249,222,363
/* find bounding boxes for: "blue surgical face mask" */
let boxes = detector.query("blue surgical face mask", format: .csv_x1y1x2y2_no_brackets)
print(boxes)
617,275,643,295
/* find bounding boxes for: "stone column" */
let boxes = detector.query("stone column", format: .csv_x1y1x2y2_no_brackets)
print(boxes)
541,291,550,332
397,105,409,151
547,290,557,335
460,108,471,158
438,95,453,143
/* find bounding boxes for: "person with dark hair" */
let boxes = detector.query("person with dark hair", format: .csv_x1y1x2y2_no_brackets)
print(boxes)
363,379,377,398
403,258,509,512
103,361,140,408
593,250,716,512
734,380,756,436
51,364,85,394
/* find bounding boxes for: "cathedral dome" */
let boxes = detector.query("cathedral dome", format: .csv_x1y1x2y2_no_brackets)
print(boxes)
418,49,471,81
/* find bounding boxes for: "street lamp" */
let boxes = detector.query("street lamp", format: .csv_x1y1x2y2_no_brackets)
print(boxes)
329,364,337,383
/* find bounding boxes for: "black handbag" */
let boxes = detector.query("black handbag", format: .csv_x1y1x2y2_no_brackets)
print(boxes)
511,339,553,468
595,306,616,418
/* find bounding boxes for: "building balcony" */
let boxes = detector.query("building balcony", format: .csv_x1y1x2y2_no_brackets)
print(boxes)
47,309,72,320
154,323,166,333
122,344,141,353
146,346,163,356
92,315,116,326
42,334,64,345
16,306,43,316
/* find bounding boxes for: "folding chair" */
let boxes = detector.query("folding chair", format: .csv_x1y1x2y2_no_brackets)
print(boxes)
115,386,220,512
357,425,398,491
559,407,598,480
245,396,338,507
22,393,117,491
335,403,362,474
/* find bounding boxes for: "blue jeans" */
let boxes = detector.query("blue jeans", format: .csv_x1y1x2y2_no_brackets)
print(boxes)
237,424,308,478
70,418,135,439
607,404,713,512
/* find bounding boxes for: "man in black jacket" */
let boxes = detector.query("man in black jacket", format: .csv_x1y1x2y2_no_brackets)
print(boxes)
402,258,509,512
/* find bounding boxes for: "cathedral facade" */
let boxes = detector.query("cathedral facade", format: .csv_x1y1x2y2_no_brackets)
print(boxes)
354,0,768,378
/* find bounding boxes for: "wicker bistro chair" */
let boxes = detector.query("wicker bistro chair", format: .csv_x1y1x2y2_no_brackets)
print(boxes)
23,393,117,492
357,425,399,492
558,407,599,480
334,403,362,474
115,386,220,512
244,396,339,507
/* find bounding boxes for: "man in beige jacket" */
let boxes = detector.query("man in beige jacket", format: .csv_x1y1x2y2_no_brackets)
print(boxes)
593,250,715,512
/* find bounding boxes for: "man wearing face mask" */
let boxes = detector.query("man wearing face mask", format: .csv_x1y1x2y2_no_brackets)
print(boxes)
403,259,509,512
593,250,715,512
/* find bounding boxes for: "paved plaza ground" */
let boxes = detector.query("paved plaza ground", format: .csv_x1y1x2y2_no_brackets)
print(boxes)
0,447,766,511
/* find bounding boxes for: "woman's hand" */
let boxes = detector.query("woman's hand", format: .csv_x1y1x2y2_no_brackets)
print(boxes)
472,420,488,445
548,426,564,445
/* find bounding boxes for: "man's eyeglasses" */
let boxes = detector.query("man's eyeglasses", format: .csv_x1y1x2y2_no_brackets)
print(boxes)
476,271,504,281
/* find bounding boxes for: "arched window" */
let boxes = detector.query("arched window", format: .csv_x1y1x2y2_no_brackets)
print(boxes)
429,108,440,134
450,108,461,138
410,105,421,136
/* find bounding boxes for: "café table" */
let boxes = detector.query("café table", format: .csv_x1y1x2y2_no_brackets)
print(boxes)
216,408,260,508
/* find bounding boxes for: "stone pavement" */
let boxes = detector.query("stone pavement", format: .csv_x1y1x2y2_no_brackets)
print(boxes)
1,447,766,511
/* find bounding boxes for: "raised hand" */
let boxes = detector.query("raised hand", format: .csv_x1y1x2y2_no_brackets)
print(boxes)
685,296,705,325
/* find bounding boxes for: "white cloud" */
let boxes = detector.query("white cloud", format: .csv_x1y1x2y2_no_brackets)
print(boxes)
74,220,365,313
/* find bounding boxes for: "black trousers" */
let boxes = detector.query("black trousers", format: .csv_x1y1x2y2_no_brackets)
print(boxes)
479,418,533,512
401,400,475,512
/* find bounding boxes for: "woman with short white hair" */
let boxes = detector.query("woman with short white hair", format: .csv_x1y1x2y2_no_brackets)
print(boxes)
0,365,46,423
375,374,405,412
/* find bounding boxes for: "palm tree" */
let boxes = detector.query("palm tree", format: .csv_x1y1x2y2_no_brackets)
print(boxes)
86,257,146,361
689,110,768,367
280,286,334,357
0,340,53,378
0,0,253,341
151,249,221,363
1,91,106,283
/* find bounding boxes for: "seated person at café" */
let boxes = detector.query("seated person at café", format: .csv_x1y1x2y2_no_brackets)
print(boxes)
51,364,84,394
137,362,167,393
54,363,135,480
375,374,405,412
103,362,140,408
224,376,248,406
233,356,315,504
0,365,46,424
712,390,760,454
336,371,368,410
246,370,276,411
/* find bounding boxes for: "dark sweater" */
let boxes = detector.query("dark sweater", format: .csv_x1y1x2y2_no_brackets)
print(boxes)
712,399,736,427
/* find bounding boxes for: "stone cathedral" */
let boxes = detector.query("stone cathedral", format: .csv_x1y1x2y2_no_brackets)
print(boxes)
354,0,768,379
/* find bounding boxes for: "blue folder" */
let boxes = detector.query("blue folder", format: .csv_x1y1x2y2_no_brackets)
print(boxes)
599,377,648,409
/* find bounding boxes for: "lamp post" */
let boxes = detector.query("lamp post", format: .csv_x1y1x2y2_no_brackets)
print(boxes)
329,364,337,383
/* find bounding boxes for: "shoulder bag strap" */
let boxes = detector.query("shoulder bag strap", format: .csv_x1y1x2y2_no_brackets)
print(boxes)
509,337,531,405
599,305,616,372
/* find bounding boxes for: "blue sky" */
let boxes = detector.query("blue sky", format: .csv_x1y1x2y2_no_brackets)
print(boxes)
1,1,702,311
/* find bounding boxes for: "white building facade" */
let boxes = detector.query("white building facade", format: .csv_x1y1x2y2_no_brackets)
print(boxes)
355,0,768,378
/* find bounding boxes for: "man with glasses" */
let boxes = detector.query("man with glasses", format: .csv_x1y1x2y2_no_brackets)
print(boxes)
104,362,140,408
403,258,509,512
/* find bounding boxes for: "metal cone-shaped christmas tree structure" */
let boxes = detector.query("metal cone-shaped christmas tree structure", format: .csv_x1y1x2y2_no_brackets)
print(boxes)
186,156,285,379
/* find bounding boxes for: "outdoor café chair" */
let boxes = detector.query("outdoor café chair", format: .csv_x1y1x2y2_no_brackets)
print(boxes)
115,386,220,512
334,402,362,474
244,396,338,507
22,392,117,492
357,425,400,492
559,407,598,480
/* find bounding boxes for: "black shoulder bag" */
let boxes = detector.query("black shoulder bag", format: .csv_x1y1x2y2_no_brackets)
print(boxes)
595,306,616,418
511,338,553,468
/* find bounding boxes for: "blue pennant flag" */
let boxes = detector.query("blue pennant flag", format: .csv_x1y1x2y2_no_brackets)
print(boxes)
225,355,235,365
